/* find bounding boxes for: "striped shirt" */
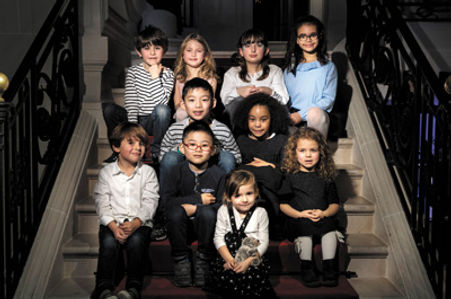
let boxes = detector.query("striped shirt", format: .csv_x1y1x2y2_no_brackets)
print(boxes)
159,118,242,164
124,63,174,123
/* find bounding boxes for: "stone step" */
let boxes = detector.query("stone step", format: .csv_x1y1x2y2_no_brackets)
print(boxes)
330,138,353,165
348,277,403,299
335,163,364,199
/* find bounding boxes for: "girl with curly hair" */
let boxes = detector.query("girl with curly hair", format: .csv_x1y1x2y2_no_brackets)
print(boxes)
279,126,340,288
173,33,218,121
220,28,289,126
283,15,337,137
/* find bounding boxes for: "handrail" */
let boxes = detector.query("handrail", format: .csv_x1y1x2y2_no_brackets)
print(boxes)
0,0,80,298
346,0,450,297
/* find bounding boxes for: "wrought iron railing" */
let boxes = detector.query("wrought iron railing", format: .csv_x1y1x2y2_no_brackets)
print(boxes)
0,0,80,297
346,0,450,298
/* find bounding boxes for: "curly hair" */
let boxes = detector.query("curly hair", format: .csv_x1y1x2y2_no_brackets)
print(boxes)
223,169,259,204
283,15,329,76
174,33,217,83
233,28,270,82
281,127,336,182
233,93,290,137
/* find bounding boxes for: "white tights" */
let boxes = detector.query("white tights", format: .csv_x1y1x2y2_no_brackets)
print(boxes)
294,231,338,261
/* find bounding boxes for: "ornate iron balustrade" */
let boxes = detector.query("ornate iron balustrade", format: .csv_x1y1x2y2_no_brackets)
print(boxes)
346,0,450,297
0,0,80,297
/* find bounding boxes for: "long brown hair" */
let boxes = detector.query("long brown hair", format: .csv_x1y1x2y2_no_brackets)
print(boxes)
223,169,259,204
235,29,270,82
281,127,336,182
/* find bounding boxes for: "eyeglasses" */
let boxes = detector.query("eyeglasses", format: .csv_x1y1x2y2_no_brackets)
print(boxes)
183,143,213,152
297,32,319,42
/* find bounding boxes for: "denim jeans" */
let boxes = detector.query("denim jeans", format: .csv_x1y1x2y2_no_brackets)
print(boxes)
102,103,127,146
95,225,151,292
138,104,172,156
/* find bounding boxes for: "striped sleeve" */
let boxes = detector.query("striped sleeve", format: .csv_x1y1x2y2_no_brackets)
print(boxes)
159,120,187,161
148,68,174,106
212,120,242,164
124,68,139,123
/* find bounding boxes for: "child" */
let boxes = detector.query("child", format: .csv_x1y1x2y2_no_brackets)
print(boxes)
210,169,273,297
279,127,340,287
233,93,289,238
92,122,159,299
161,121,226,287
173,33,218,121
220,28,289,125
283,15,337,137
159,77,241,187
102,25,174,163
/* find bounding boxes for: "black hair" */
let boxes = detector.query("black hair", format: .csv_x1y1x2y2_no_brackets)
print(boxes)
233,28,270,82
283,15,328,75
110,122,149,148
233,93,290,137
135,25,168,53
182,77,214,101
182,120,216,144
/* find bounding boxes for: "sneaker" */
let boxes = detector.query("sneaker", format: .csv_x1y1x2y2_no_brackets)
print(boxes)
103,153,117,164
150,225,167,241
98,289,118,299
117,288,140,299
193,253,210,287
173,258,192,287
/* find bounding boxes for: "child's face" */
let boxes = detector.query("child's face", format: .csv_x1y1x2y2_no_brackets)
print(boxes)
296,24,319,54
137,43,164,67
113,135,145,166
180,131,216,169
231,183,257,215
239,39,268,65
248,104,270,139
296,138,320,172
182,88,215,121
183,40,206,68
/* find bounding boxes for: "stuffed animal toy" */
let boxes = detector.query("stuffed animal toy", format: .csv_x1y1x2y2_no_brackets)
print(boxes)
235,237,262,267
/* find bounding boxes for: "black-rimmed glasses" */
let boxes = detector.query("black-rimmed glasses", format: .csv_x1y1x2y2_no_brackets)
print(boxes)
297,32,319,42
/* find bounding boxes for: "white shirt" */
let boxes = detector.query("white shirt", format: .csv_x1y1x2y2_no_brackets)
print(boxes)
214,204,269,256
94,161,160,227
220,64,289,106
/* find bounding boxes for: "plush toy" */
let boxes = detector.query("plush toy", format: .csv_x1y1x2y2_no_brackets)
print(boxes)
235,237,262,267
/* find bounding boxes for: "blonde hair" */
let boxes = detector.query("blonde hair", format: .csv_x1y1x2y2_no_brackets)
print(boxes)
223,169,259,204
174,33,217,82
281,127,336,182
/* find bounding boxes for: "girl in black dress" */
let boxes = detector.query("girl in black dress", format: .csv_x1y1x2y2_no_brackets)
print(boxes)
280,127,340,287
233,93,289,238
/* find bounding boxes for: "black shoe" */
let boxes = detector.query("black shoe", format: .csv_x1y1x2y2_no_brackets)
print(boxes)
322,259,338,287
103,153,117,164
193,252,210,287
117,288,140,299
150,225,167,241
173,257,192,287
300,260,321,288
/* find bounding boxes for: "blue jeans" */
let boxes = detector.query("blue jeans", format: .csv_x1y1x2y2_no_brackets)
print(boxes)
95,225,150,292
138,104,171,156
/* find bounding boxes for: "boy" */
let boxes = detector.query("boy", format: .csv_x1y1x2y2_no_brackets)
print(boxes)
92,122,159,299
162,121,226,287
103,25,174,163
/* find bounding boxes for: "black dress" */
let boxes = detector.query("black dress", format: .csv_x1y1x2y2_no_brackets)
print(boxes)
280,171,339,240
209,205,273,298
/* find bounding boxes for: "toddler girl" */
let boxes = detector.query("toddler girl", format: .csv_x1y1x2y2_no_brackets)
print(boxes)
280,127,341,287
220,28,289,125
210,169,273,297
283,15,337,137
234,93,289,238
173,33,217,121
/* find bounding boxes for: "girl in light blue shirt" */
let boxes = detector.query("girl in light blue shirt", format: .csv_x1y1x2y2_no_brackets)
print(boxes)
283,15,337,137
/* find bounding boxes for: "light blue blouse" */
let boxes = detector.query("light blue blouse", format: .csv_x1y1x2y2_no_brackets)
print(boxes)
284,60,337,119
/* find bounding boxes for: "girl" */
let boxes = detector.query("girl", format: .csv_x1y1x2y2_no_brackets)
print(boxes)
283,15,337,137
220,28,289,125
233,93,289,238
210,170,273,298
173,33,218,121
280,127,341,287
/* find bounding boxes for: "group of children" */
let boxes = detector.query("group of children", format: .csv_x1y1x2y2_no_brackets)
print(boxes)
93,14,339,299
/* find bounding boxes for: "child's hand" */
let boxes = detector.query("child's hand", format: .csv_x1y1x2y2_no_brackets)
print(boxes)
201,193,216,205
119,218,142,236
147,64,163,79
237,85,258,98
255,86,273,95
299,209,319,221
310,209,326,221
111,226,128,244
247,157,275,168
234,257,253,273
223,258,237,271
290,112,302,125
181,204,197,217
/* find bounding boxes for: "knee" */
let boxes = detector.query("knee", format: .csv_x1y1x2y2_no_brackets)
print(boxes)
307,107,327,124
127,228,150,248
154,104,171,120
99,233,119,251
197,206,217,223
161,151,183,169
218,151,236,173
167,205,186,224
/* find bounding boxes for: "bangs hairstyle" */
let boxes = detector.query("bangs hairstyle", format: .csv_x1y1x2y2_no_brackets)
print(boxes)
110,122,149,148
233,93,290,136
135,25,168,52
281,127,336,182
283,15,328,75
224,169,259,203
182,77,214,102
174,33,217,82
235,28,270,82
182,120,216,145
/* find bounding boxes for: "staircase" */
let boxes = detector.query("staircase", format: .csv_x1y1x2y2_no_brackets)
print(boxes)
45,100,403,297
